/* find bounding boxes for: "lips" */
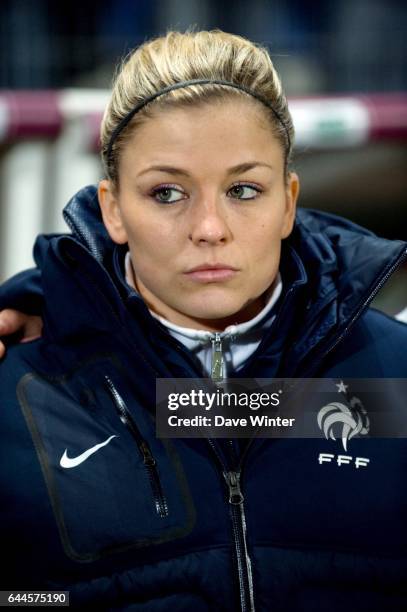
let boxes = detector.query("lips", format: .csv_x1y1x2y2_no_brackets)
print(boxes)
184,263,239,282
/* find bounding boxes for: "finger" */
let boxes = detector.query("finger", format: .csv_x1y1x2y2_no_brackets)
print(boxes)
0,340,5,359
20,316,43,343
0,309,29,335
22,315,43,341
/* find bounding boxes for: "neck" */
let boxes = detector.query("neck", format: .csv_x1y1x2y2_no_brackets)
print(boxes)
150,295,268,332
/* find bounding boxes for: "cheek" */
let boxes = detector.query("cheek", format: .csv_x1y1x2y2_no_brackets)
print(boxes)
124,214,166,249
245,216,283,255
125,222,180,277
240,224,283,280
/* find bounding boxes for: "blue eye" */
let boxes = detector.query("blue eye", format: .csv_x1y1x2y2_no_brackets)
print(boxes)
228,184,261,200
151,186,186,204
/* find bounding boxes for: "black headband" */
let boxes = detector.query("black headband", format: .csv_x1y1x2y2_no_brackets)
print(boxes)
106,79,291,164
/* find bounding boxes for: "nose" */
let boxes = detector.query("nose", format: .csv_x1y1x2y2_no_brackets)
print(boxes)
188,194,232,246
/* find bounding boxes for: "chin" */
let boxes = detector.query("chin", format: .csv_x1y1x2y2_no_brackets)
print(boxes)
184,297,247,321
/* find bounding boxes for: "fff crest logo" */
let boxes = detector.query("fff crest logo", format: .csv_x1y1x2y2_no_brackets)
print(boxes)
317,381,370,468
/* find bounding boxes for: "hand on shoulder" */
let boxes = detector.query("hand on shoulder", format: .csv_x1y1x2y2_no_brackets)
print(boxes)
0,309,43,358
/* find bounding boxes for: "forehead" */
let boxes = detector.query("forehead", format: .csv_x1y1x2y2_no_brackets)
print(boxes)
119,98,284,172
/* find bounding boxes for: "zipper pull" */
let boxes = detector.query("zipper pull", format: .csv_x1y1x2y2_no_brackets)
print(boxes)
211,332,225,382
139,441,156,467
224,470,244,505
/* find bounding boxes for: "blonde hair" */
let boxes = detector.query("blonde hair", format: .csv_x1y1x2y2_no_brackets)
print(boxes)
101,29,294,184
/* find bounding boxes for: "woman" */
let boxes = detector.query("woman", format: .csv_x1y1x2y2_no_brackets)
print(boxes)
1,30,407,612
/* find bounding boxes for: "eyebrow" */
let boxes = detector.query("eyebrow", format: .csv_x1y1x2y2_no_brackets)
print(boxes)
136,161,274,177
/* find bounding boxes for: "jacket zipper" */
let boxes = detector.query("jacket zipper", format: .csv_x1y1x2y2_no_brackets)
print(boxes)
207,340,253,602
208,439,256,612
302,246,407,377
211,332,225,382
104,376,169,518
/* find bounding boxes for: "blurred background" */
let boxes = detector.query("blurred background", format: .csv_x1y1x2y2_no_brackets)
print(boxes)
0,0,406,314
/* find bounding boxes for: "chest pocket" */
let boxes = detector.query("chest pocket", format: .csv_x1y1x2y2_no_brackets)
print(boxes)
17,366,195,563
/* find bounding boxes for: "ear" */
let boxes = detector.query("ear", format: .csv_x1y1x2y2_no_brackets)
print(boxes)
281,172,300,239
98,180,128,244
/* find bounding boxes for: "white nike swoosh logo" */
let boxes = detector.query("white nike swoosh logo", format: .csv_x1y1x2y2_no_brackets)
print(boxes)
60,435,118,469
